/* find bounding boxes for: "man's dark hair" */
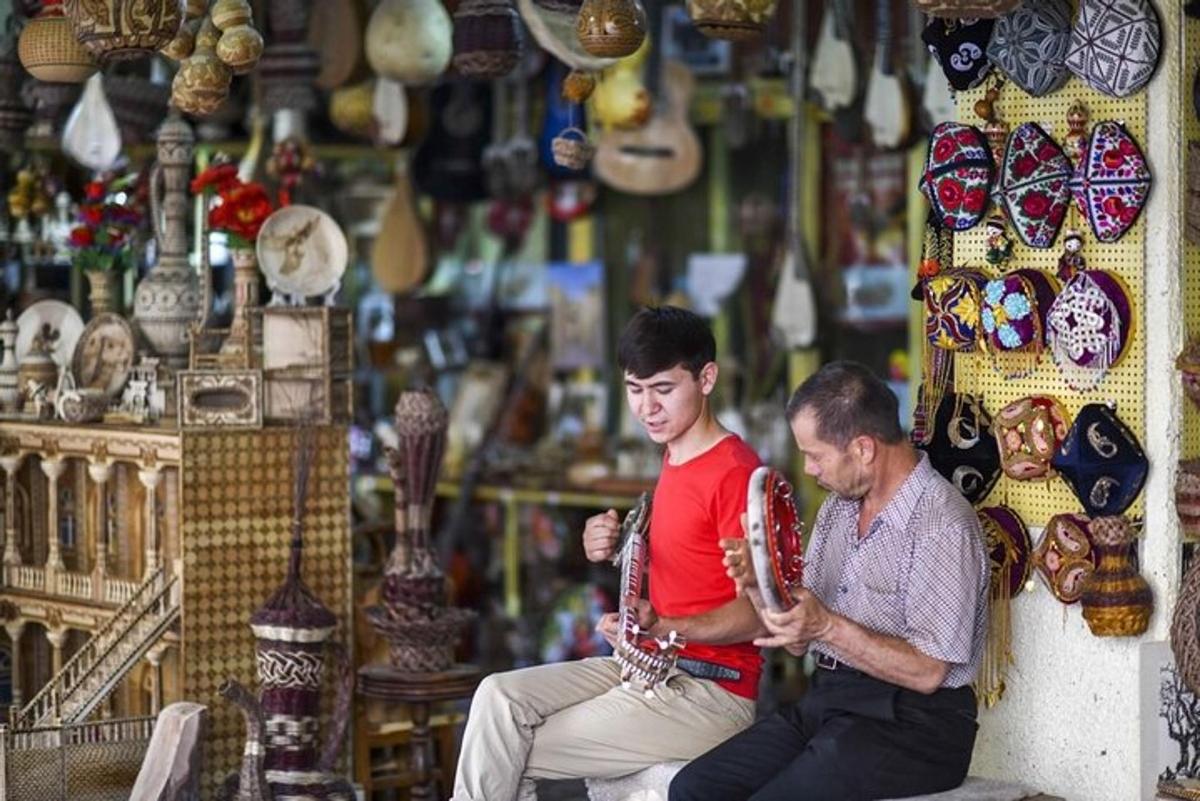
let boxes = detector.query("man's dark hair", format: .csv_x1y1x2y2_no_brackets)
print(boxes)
785,361,904,448
617,306,716,379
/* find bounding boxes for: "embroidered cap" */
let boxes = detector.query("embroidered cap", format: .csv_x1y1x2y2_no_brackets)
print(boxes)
981,268,1061,377
1034,513,1099,604
993,395,1072,481
993,122,1073,249
1050,402,1147,518
1046,269,1133,391
920,393,1001,506
979,505,1033,598
1070,121,1152,244
920,122,995,232
922,18,996,92
924,268,988,351
1066,0,1162,98
987,0,1073,97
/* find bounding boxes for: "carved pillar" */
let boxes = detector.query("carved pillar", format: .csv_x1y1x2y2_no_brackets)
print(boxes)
41,458,66,572
87,460,112,601
0,453,24,566
45,627,65,676
145,644,168,715
138,467,162,576
5,620,24,708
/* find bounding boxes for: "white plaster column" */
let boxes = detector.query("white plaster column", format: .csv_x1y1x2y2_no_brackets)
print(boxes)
145,643,168,715
0,453,24,566
5,620,24,709
45,627,65,676
137,467,161,576
87,460,112,599
41,458,66,572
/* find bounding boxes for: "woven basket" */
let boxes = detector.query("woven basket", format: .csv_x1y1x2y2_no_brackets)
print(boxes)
552,126,594,169
1080,516,1151,637
912,0,1021,17
1179,461,1200,539
17,10,97,83
1173,556,1200,696
452,49,520,79
367,605,475,672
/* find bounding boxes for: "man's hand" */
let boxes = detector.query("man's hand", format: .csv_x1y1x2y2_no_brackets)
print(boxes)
583,509,621,562
596,612,619,648
753,588,835,651
719,534,757,594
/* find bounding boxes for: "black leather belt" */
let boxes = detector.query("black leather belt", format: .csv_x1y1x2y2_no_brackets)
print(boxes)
813,650,858,673
677,657,741,682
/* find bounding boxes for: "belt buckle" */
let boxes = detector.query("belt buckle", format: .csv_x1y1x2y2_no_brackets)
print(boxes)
815,651,838,671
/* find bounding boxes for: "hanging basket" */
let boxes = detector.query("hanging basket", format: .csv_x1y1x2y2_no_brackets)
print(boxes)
552,126,594,170
1179,460,1200,539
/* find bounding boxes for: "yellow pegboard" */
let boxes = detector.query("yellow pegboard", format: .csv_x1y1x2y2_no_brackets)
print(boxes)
1182,16,1200,484
952,78,1146,528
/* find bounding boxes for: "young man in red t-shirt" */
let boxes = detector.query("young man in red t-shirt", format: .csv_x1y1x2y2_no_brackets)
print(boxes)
451,306,766,801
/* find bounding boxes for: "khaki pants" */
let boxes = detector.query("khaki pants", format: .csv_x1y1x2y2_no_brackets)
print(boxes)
451,656,755,801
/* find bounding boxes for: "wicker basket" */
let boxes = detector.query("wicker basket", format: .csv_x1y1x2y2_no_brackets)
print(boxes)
1179,461,1200,539
17,8,97,83
552,126,595,169
1173,556,1200,696
1079,516,1152,637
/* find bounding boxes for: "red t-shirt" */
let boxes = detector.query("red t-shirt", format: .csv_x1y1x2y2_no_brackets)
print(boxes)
648,435,762,700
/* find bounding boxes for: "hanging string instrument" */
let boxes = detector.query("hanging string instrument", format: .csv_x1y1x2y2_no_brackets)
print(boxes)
610,492,684,692
745,467,805,612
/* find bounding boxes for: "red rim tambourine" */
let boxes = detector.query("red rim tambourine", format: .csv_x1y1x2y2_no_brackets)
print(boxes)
746,467,805,613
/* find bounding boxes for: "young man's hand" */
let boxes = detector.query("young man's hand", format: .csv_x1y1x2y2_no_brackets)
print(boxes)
596,612,619,648
583,509,621,562
595,599,659,646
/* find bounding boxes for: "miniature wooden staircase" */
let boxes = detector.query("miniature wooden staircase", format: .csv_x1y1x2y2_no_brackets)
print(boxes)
13,567,180,729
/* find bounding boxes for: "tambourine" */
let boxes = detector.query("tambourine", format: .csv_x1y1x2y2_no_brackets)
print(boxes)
746,466,805,612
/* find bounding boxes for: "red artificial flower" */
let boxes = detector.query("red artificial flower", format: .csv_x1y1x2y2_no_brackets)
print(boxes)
207,181,273,243
69,226,94,247
190,163,240,195
1021,191,1051,219
84,181,105,202
81,205,103,226
937,179,965,211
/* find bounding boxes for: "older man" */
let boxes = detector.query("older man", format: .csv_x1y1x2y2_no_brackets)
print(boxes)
671,361,989,801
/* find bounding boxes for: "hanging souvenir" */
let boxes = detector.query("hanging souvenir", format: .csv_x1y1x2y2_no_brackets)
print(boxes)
987,0,1072,97
1079,515,1152,637
993,122,1072,249
976,505,1031,707
1045,267,1132,391
1176,459,1200,539
973,77,1009,170
1062,100,1090,166
919,121,994,232
993,395,1071,481
920,393,1002,506
61,72,122,171
1033,512,1099,604
921,17,995,92
1055,227,1085,281
1178,336,1200,410
1066,0,1161,98
1050,403,1146,518
910,225,959,445
980,268,1060,378
984,215,1014,267
1069,120,1152,244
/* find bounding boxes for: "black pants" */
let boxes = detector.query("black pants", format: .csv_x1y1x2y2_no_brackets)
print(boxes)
669,668,978,801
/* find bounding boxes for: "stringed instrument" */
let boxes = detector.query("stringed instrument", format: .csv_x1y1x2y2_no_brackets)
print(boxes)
593,12,701,196
810,0,857,113
863,0,910,149
412,80,493,202
371,154,428,294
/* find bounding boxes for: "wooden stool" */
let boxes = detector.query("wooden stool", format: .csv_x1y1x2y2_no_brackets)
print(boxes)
357,663,482,801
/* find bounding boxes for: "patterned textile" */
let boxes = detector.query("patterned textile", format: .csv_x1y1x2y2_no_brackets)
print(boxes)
924,269,986,350
1051,402,1147,517
1066,0,1161,98
993,395,1071,480
1046,269,1132,391
993,122,1073,249
922,17,996,91
987,0,1073,97
920,122,995,232
918,393,1001,506
803,453,990,688
1033,513,1099,603
978,505,1032,597
981,268,1059,364
1070,121,1152,243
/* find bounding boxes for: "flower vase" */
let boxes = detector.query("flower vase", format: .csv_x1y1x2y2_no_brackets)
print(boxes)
1079,516,1152,637
219,247,259,360
85,269,116,316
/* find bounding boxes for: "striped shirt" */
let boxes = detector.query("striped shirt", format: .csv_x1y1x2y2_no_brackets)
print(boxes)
804,452,989,688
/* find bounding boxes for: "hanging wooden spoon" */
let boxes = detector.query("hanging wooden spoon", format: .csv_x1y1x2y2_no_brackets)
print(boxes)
371,154,429,294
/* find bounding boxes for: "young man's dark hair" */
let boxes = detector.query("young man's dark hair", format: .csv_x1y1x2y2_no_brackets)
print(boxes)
784,360,904,448
617,306,716,379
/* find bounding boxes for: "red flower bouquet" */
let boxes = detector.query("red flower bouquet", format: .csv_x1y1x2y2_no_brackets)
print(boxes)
191,161,274,249
69,176,142,273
